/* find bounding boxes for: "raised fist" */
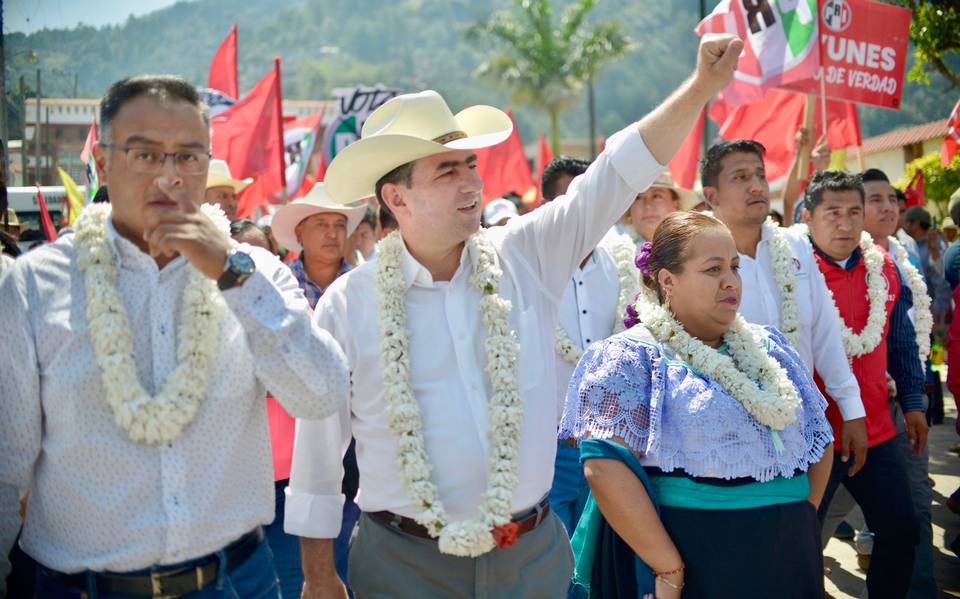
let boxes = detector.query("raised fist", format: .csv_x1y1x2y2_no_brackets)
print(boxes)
694,34,743,96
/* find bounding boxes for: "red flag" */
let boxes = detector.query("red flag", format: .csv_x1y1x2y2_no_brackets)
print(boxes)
696,0,819,106
941,98,960,167
710,89,861,182
36,186,58,241
474,111,534,205
211,58,286,215
208,24,239,99
904,170,925,207
314,153,327,182
668,108,705,189
535,134,554,204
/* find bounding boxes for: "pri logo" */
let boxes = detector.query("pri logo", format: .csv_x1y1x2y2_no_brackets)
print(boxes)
822,0,852,33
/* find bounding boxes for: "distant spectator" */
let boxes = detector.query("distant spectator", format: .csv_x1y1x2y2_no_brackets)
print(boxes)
230,219,272,252
1,209,24,243
204,159,252,220
346,205,378,265
541,156,590,201
483,198,518,227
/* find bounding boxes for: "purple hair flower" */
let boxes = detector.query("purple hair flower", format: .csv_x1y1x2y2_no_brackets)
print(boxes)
635,241,653,276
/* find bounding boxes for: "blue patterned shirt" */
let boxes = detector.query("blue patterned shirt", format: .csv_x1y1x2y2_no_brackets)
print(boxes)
288,256,352,310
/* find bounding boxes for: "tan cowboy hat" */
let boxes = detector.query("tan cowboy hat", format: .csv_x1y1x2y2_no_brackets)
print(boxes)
272,182,366,252
2,208,22,229
649,171,698,211
323,90,513,205
206,159,253,193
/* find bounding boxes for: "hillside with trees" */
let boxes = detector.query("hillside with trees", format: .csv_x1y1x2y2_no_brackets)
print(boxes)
6,0,959,146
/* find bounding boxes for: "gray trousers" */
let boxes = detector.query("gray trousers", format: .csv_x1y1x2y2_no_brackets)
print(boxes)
348,511,574,599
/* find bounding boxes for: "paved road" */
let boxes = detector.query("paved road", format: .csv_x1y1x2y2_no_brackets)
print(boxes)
823,399,960,598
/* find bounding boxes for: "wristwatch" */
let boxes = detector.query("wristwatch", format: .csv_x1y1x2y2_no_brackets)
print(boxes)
217,248,256,290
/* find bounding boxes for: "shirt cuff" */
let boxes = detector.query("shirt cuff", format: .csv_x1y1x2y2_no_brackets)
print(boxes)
604,125,665,193
283,488,345,538
835,394,866,421
897,392,925,414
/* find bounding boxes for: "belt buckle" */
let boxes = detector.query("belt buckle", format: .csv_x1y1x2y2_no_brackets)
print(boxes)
150,571,178,599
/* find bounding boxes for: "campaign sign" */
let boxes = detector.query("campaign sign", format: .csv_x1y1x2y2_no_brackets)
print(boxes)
783,0,911,109
320,86,402,166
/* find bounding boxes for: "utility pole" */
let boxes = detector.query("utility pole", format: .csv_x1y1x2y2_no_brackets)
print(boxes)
19,75,26,184
73,72,79,97
34,68,41,185
587,74,596,159
0,8,8,188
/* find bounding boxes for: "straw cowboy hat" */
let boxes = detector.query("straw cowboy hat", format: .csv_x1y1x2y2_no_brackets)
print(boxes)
323,90,513,205
272,182,366,252
206,159,253,193
649,171,698,211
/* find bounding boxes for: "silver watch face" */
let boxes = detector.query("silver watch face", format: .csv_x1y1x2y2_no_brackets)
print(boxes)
229,251,256,275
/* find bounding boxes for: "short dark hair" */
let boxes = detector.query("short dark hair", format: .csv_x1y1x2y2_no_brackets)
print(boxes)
374,161,415,226
99,75,209,144
229,219,259,238
804,170,864,212
699,140,766,188
541,156,590,201
950,196,960,227
895,188,907,204
860,168,889,184
359,205,378,229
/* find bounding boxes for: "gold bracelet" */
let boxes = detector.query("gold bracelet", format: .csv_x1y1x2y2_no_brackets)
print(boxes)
656,575,685,591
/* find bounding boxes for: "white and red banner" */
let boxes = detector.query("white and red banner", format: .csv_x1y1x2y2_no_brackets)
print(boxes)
942,98,960,167
697,0,820,105
783,0,911,110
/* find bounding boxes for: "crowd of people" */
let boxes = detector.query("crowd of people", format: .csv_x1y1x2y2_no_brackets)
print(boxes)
0,29,957,599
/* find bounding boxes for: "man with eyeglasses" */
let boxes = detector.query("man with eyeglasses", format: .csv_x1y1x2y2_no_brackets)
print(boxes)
0,75,349,598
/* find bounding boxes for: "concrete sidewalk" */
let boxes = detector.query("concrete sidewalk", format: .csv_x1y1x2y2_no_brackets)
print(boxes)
823,401,960,598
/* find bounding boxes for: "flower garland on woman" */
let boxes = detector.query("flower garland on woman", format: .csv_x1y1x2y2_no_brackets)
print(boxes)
74,202,230,444
555,232,638,365
375,229,523,557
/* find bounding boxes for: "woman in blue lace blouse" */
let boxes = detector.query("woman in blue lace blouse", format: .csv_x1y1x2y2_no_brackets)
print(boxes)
561,212,834,599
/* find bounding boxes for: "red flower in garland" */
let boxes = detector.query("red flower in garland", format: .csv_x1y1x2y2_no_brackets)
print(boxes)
491,522,519,549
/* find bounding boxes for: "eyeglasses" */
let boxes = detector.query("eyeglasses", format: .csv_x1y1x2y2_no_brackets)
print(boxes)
100,143,212,176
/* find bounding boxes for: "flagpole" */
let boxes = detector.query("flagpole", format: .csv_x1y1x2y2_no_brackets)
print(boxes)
798,95,815,178
819,67,828,144
232,23,239,100
273,56,288,204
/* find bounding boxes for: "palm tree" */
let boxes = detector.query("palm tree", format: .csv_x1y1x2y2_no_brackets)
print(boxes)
467,0,634,156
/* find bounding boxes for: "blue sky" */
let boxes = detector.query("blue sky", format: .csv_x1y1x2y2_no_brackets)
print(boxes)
6,0,180,34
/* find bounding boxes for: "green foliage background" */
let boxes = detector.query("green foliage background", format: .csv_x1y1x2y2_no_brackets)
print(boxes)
6,0,960,147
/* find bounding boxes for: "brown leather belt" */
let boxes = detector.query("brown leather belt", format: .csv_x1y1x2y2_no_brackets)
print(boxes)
369,495,551,542
36,528,263,598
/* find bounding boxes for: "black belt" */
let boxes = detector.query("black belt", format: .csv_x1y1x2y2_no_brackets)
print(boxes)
368,495,551,543
37,528,263,598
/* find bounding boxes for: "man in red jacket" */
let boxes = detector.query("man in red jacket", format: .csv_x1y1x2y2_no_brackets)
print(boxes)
803,170,927,598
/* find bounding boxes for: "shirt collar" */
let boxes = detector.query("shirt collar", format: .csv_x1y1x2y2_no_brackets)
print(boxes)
293,254,352,291
811,238,861,271
399,234,477,290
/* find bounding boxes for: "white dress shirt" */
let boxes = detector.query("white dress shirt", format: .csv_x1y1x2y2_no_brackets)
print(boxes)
737,223,864,420
285,125,663,538
0,222,349,577
554,232,637,424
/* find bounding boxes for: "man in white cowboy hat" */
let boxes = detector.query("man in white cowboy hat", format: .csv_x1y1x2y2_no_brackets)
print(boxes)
287,34,743,598
205,158,253,220
272,183,365,310
626,170,698,242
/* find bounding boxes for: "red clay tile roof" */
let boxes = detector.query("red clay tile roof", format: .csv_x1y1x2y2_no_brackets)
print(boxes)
862,118,948,154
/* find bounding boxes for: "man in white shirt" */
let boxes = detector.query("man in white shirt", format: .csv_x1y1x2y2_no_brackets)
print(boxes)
539,157,639,536
287,34,743,598
0,75,349,597
700,140,868,486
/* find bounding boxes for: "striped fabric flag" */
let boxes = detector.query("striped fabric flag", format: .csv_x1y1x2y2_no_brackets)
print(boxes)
941,98,960,167
80,120,100,203
696,0,819,105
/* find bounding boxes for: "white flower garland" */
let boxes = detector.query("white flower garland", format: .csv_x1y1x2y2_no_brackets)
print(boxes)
632,293,800,430
374,230,523,557
555,232,638,365
794,225,888,357
887,236,933,364
766,219,802,347
75,203,229,444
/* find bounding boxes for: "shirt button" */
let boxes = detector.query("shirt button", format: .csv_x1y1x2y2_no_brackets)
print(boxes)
578,281,583,286
586,339,591,343
159,324,166,335
582,310,587,314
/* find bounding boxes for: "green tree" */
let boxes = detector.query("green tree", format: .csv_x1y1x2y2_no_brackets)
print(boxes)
890,0,960,86
897,152,960,219
467,0,634,155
